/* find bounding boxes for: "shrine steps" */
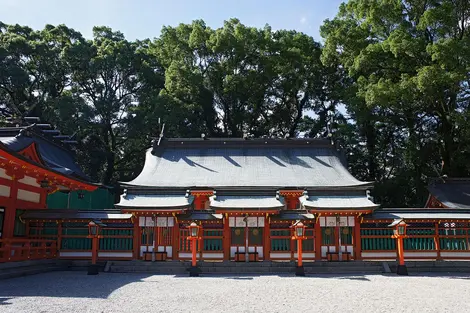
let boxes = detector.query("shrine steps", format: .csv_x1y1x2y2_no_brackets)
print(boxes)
106,260,385,275
388,261,470,273
0,260,69,280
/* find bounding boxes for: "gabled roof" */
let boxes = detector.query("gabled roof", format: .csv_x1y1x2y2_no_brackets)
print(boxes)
367,208,470,220
427,178,470,209
21,209,132,220
209,195,285,209
0,125,89,181
300,194,379,210
116,194,194,209
122,137,373,190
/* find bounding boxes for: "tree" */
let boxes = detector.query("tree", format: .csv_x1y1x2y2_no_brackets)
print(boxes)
151,19,328,137
0,23,84,120
321,0,470,206
64,26,164,184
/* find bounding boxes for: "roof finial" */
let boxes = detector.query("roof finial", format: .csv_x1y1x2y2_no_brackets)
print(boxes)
157,123,165,146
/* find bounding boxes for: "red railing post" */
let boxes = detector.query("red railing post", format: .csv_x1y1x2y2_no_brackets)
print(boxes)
24,240,31,260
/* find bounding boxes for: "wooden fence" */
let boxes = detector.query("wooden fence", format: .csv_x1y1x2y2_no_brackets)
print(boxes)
360,222,470,260
0,239,57,262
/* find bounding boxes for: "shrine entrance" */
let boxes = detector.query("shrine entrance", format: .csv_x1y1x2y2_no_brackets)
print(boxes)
229,215,264,262
319,216,355,261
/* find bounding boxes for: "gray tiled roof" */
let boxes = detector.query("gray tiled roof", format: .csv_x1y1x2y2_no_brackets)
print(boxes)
123,138,372,189
300,195,379,209
21,210,132,220
271,211,315,220
116,194,194,208
368,208,470,220
428,179,470,208
179,212,223,221
209,195,285,209
0,130,89,181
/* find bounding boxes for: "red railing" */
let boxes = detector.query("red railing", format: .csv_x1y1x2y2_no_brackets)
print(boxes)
0,239,57,263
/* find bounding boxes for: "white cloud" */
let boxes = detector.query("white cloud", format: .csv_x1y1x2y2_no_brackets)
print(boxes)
300,17,308,25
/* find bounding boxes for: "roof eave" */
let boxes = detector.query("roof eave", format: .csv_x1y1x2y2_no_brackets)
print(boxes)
0,142,99,190
119,183,375,191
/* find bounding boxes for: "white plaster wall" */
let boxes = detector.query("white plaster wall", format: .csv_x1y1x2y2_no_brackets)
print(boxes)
270,252,291,259
17,189,40,203
0,185,10,197
362,252,396,258
18,175,39,187
0,168,12,180
202,253,223,259
98,252,133,258
157,246,173,257
440,252,470,258
321,246,336,257
60,251,92,257
404,251,437,258
294,253,315,259
179,252,192,258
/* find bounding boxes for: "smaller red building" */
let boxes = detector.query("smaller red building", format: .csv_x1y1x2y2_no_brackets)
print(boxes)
0,123,100,261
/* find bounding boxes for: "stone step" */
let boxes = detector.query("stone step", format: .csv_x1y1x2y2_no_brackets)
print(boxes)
109,267,188,274
109,261,383,267
0,264,65,280
389,266,470,273
107,261,384,274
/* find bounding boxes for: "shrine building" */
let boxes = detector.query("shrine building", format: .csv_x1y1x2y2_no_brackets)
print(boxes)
0,122,129,262
2,128,470,264
117,137,379,262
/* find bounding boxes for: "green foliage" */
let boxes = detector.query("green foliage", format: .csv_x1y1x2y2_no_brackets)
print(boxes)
2,5,470,208
321,0,470,206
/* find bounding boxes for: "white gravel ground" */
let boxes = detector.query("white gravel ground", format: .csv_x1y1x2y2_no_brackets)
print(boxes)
0,272,470,313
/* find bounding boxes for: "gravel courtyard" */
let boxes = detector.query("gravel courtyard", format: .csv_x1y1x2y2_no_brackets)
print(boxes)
1,271,469,313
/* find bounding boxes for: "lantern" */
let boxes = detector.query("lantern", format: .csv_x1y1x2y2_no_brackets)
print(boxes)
291,221,306,276
295,222,306,239
397,221,407,236
189,222,199,238
88,221,98,236
40,180,49,188
388,219,408,275
389,219,408,238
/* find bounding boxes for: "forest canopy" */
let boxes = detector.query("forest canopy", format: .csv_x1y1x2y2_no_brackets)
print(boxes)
1,0,469,207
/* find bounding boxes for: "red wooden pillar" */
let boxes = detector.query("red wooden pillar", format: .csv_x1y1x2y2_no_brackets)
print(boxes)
172,218,179,260
198,224,203,260
3,177,18,239
193,196,203,210
354,215,362,260
39,188,47,208
297,238,303,267
434,222,441,260
290,227,295,261
263,216,270,261
57,221,62,254
397,236,405,265
3,205,16,239
314,218,322,261
335,219,340,256
25,220,30,238
133,219,140,260
91,236,98,264
223,214,230,261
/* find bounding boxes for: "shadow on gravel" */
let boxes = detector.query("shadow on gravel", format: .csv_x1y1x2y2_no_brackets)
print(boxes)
405,273,470,280
0,271,154,299
172,273,374,281
0,297,13,305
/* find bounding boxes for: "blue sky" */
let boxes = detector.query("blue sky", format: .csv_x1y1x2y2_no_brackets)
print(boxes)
0,0,344,41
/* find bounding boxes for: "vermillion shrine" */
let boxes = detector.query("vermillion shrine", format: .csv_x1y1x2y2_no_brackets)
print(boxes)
2,122,470,265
